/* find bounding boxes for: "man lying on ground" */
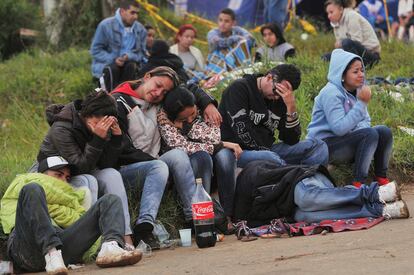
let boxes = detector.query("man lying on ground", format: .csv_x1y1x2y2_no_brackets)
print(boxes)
234,160,409,228
0,156,141,275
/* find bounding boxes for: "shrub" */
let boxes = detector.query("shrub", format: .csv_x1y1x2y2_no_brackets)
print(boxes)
0,49,95,190
0,0,43,59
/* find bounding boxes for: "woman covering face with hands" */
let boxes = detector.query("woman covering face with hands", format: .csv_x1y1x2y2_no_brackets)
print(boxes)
37,90,150,247
86,115,122,139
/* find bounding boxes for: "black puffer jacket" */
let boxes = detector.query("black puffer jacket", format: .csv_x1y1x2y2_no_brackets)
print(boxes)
37,100,153,175
234,161,334,227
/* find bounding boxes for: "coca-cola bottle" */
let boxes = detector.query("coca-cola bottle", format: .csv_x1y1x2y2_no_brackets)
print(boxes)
191,178,216,248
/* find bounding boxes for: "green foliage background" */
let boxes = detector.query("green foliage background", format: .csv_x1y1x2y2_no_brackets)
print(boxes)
0,0,43,59
48,0,103,48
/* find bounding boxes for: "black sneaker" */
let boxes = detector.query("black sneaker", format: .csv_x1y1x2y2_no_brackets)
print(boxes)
133,222,160,250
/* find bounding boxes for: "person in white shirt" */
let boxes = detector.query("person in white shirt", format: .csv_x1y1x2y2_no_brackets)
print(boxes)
395,0,414,41
170,24,205,76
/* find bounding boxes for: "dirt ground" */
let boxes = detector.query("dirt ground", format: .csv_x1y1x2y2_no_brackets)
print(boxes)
36,186,414,275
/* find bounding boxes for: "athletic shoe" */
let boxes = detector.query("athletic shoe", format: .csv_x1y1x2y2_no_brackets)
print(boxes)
95,241,142,268
378,181,401,203
375,176,390,186
352,181,362,188
45,250,68,275
382,200,410,219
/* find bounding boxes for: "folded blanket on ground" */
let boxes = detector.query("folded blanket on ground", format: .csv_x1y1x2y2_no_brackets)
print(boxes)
250,217,384,237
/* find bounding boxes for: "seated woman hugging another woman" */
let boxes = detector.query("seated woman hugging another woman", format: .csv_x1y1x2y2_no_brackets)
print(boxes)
157,85,242,232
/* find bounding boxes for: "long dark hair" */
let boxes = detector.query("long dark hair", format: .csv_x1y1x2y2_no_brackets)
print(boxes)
260,23,286,46
162,85,195,121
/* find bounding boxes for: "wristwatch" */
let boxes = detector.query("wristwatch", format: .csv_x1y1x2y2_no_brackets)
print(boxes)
286,112,298,120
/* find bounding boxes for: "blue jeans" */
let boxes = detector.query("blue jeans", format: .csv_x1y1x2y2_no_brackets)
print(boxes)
214,148,237,217
189,151,213,193
294,173,383,222
160,149,197,221
70,174,98,205
237,138,329,168
119,160,169,226
263,0,289,28
190,149,237,217
91,168,132,235
323,125,393,182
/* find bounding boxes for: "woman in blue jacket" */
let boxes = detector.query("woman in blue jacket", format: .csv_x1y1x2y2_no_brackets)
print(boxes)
307,49,393,188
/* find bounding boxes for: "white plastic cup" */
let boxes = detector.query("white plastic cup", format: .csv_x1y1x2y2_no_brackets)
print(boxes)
179,228,192,247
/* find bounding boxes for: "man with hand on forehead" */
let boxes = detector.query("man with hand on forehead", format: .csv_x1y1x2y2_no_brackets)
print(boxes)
219,64,329,167
0,156,142,275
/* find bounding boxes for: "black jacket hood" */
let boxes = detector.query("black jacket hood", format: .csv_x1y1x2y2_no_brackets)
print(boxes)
45,100,83,126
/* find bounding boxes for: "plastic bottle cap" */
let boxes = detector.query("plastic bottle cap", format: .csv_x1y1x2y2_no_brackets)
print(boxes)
196,178,202,184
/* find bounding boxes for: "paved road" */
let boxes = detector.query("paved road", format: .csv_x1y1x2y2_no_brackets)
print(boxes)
43,186,414,275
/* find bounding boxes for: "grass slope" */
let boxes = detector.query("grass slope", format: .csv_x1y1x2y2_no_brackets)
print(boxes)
0,10,413,237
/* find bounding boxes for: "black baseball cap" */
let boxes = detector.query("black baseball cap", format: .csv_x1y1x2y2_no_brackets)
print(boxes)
37,156,74,173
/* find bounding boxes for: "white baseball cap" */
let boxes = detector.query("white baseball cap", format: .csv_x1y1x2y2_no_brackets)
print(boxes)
38,156,73,173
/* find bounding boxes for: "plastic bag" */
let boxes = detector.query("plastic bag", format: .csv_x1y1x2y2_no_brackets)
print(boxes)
213,197,228,234
136,240,152,257
152,220,170,243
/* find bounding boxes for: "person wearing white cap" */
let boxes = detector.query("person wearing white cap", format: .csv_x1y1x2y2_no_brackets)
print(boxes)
0,156,142,275
37,90,169,249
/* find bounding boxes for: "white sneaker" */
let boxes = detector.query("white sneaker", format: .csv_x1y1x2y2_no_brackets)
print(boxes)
378,181,401,203
44,250,68,275
96,241,142,268
382,200,410,219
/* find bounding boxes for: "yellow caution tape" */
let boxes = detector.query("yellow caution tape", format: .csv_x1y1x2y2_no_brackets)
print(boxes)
184,12,217,28
299,19,317,35
136,0,316,45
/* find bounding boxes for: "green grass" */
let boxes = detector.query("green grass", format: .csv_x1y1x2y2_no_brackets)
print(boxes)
0,9,413,240
0,48,95,193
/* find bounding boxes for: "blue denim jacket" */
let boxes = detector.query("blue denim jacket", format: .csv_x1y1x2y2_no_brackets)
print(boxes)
90,9,147,78
307,49,371,140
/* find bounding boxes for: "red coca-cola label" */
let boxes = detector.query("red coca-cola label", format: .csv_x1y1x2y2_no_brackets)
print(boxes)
192,201,214,220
